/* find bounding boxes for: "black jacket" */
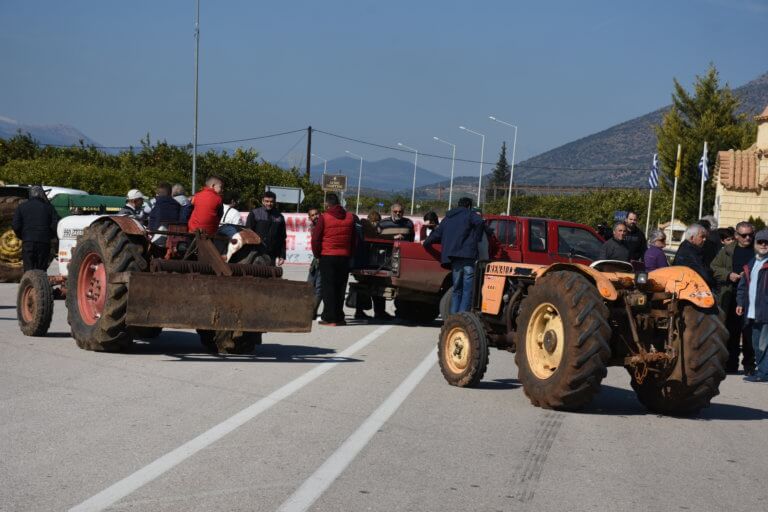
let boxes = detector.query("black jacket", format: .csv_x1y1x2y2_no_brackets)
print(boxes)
423,207,484,266
378,216,415,241
673,240,716,289
246,207,287,260
12,197,59,242
148,196,182,230
624,225,647,261
599,238,630,262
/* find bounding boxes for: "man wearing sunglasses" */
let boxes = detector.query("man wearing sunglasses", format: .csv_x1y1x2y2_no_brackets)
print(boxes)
736,229,768,382
378,203,415,241
712,221,757,374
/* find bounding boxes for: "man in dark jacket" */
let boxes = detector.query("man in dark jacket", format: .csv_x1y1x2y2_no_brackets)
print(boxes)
246,190,287,266
711,221,756,373
378,203,415,241
623,211,647,261
148,182,181,230
736,229,768,382
673,224,716,289
311,193,356,326
423,197,484,314
12,185,59,271
599,222,630,261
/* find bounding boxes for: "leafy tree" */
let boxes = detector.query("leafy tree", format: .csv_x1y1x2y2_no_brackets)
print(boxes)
655,65,756,222
490,141,511,199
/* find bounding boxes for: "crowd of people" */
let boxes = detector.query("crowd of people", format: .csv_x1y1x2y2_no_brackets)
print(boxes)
599,211,768,383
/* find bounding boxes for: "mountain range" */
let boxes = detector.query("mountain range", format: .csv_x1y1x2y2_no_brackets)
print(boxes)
3,71,767,195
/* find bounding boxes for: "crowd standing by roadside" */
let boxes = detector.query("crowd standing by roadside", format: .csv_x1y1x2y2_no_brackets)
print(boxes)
643,229,669,272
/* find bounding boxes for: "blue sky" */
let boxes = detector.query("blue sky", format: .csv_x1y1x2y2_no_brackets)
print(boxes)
2,0,766,178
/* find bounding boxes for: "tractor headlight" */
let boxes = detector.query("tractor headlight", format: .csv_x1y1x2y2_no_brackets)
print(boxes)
635,271,648,286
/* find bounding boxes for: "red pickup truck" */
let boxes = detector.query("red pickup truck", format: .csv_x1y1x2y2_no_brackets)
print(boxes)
350,215,604,322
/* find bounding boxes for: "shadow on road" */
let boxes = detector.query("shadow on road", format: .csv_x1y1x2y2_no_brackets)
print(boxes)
477,378,520,390
0,305,16,310
128,330,361,363
581,384,768,420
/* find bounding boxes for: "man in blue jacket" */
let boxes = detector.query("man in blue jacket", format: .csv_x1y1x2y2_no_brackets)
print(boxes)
736,228,768,382
423,197,484,314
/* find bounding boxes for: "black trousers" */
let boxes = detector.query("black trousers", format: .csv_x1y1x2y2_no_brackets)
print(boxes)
22,241,51,272
319,256,350,323
725,300,755,371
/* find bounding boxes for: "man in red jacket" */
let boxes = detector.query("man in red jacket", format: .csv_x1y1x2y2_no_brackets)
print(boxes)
188,176,224,235
311,193,356,326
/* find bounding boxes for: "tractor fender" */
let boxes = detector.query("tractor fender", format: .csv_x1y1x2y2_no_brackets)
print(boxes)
647,266,715,309
536,263,618,301
96,215,146,236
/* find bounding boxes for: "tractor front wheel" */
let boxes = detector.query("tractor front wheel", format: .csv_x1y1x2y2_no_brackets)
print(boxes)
17,270,54,336
630,304,728,415
515,271,611,410
438,311,489,387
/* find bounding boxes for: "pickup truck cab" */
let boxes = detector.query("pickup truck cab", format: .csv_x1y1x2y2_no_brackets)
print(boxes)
350,215,604,322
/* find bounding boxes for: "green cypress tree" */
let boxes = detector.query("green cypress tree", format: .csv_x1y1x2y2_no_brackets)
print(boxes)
655,65,756,222
491,141,511,197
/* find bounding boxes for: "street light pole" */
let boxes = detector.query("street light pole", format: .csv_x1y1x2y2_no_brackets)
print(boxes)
489,116,519,215
346,150,363,215
191,0,200,193
398,142,419,215
459,126,485,208
433,137,456,209
311,153,328,174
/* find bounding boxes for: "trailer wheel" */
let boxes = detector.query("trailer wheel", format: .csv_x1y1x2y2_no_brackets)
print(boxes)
395,298,439,323
630,304,728,415
66,221,146,352
17,270,54,336
198,330,262,355
438,311,489,387
439,286,453,321
515,271,611,410
0,196,25,283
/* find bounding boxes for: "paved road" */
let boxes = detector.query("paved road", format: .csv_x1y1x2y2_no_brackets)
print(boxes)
2,267,767,511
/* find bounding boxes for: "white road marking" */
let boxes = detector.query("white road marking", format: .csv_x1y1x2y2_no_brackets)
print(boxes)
277,347,437,512
68,325,394,512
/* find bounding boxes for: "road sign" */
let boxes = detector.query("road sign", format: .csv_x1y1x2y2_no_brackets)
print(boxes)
265,185,305,205
322,174,347,192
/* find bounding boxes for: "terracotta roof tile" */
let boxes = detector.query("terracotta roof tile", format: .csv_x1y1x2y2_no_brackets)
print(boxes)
716,149,760,191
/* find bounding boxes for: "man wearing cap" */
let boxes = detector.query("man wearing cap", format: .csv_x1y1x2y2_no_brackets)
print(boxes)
12,185,59,272
119,189,147,223
736,228,768,382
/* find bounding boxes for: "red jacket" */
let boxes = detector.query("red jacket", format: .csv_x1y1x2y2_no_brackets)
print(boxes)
188,187,223,235
311,205,356,257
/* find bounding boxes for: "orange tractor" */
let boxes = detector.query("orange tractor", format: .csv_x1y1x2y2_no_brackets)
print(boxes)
438,261,728,415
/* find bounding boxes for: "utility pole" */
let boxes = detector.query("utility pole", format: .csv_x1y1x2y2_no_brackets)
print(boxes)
191,0,200,193
305,126,312,179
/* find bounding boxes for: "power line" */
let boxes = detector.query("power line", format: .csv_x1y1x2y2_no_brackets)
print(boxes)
314,128,649,173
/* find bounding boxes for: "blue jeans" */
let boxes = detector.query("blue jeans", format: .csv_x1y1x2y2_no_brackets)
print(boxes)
450,258,475,314
751,322,768,378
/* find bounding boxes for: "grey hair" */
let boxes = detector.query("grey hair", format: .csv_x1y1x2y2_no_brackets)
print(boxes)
29,185,46,200
684,224,706,241
613,221,627,231
171,183,186,196
735,221,754,232
648,229,666,244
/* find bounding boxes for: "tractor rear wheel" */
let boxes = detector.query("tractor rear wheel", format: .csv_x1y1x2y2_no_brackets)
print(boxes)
438,311,489,387
515,271,611,410
17,270,54,336
0,196,25,283
198,330,262,355
630,304,728,415
66,221,147,351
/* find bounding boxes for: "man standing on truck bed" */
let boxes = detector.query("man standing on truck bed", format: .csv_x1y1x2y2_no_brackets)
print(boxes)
423,197,484,314
311,193,356,326
12,185,59,272
378,203,414,241
246,190,287,266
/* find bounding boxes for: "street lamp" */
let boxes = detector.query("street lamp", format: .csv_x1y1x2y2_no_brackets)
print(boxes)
433,136,456,208
489,116,519,216
459,125,486,208
397,142,419,215
311,153,328,174
345,150,363,215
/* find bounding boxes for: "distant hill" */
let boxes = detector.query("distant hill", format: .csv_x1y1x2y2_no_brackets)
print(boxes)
309,156,446,192
512,71,768,187
0,116,101,147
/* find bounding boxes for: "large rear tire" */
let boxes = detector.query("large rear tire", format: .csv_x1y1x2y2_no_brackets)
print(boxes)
438,311,489,387
17,270,54,336
0,196,25,283
66,221,147,352
630,304,728,415
515,271,611,410
198,330,262,355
